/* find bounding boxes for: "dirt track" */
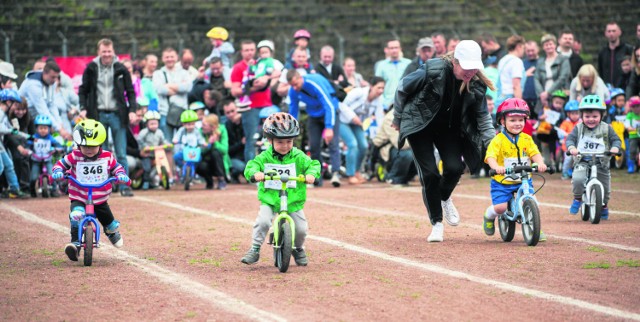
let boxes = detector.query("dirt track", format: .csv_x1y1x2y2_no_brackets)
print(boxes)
1,171,639,321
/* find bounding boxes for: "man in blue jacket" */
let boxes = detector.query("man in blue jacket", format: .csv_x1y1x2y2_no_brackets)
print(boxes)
287,69,341,187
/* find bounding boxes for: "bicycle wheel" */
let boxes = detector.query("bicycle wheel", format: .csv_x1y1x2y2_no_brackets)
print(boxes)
614,149,625,169
274,219,292,273
184,165,191,191
83,223,94,266
130,177,143,190
589,186,603,224
580,192,590,221
41,176,50,198
498,213,516,242
521,199,541,246
160,166,170,190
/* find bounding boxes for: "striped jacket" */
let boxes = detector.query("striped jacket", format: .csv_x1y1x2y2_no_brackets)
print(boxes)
53,149,125,205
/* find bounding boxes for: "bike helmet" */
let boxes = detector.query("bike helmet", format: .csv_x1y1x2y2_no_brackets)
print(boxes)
293,29,311,40
0,88,22,103
189,101,206,111
180,109,199,123
73,119,107,147
257,40,275,53
579,94,606,112
263,112,300,139
550,90,568,100
206,27,229,41
34,114,53,127
609,88,625,100
564,100,580,112
496,98,530,123
258,106,280,119
137,96,149,107
143,110,161,122
629,96,640,107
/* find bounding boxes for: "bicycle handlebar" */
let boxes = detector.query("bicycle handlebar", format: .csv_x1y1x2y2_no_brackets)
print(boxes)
565,151,622,157
142,143,174,152
250,172,314,184
489,164,554,176
65,175,118,189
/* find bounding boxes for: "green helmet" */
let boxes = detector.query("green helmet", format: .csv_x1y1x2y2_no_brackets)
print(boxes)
579,95,606,111
180,110,199,123
73,119,107,147
551,90,568,100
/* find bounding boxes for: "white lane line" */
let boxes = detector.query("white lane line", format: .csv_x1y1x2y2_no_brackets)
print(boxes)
535,181,639,194
308,198,640,253
0,204,286,322
134,196,640,321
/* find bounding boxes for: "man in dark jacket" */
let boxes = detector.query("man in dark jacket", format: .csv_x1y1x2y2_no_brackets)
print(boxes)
403,37,436,78
222,100,245,182
78,38,138,196
393,40,495,243
598,22,634,85
316,45,349,102
558,30,584,78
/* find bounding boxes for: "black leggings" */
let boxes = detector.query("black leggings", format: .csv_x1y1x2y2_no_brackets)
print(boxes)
407,126,465,225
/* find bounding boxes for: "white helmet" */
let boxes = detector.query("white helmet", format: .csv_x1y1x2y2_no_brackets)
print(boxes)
257,40,275,53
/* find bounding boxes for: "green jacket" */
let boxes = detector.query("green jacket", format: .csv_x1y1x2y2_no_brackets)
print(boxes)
201,124,231,175
244,146,321,213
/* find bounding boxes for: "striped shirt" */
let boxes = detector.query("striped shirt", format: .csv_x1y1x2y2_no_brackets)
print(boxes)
53,149,125,205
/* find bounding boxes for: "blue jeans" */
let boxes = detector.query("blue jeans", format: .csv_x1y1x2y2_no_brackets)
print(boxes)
230,158,246,180
0,151,20,190
30,160,58,189
99,112,128,174
386,147,416,184
242,108,262,162
340,123,368,176
159,115,177,143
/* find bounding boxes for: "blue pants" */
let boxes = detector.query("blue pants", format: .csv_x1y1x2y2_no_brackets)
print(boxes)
386,147,416,184
99,112,128,174
0,150,20,190
340,123,368,177
30,160,58,189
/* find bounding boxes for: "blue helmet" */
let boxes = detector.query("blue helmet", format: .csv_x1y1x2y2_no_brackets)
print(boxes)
258,106,280,119
34,114,53,127
609,88,625,100
564,100,579,112
0,89,22,103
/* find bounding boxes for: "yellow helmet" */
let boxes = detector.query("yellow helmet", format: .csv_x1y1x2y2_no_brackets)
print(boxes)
206,27,229,41
73,119,107,147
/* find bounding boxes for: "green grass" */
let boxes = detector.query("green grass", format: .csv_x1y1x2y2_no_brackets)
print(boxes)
586,246,606,253
185,311,197,318
33,249,56,256
230,242,240,252
188,258,222,267
616,259,640,267
51,259,65,267
583,261,611,269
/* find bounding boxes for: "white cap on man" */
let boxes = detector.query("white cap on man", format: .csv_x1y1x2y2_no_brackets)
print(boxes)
454,40,484,70
0,62,18,79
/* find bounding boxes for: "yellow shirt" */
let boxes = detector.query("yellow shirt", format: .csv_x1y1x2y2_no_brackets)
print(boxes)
485,131,541,184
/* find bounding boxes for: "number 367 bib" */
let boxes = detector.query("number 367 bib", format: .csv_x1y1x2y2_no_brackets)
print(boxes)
264,163,297,190
76,160,108,185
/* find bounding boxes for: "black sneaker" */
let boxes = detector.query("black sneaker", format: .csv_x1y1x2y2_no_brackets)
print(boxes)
65,243,79,261
50,190,61,198
120,186,134,197
292,248,308,266
106,232,124,248
6,189,30,199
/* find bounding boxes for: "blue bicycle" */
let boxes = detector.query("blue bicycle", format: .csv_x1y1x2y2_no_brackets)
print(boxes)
489,164,554,246
181,145,201,191
65,175,118,266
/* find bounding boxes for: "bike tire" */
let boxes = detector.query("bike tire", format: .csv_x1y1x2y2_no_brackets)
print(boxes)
580,192,590,221
130,177,143,190
41,177,50,198
275,219,292,273
498,213,516,242
184,166,191,191
83,223,94,266
521,199,541,246
161,166,170,190
589,186,603,224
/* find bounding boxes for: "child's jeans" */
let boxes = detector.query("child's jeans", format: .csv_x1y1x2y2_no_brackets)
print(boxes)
0,151,20,190
251,205,308,249
141,156,153,182
630,138,639,164
571,161,611,204
30,160,57,189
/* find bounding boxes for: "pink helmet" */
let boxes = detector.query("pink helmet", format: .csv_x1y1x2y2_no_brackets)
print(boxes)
293,29,311,40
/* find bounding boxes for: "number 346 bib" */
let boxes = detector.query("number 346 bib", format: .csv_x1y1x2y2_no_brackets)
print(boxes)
76,160,108,185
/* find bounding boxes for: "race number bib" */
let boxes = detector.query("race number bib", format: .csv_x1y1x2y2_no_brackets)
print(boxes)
544,109,561,125
578,136,605,153
264,163,297,190
33,139,52,159
76,160,109,185
502,157,529,182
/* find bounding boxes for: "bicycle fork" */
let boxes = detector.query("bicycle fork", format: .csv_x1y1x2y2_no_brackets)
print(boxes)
268,190,296,249
584,164,604,209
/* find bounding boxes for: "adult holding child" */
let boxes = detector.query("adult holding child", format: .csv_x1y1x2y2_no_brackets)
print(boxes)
392,40,496,242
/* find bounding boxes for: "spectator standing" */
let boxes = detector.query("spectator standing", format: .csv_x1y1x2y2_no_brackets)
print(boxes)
316,45,349,101
523,40,540,115
222,100,245,183
403,37,436,78
627,47,640,98
375,39,411,110
77,38,138,197
495,35,525,106
0,61,18,90
557,30,584,78
569,64,610,102
480,33,507,65
342,57,368,89
597,22,634,85
142,54,158,79
534,34,572,110
153,47,193,142
447,37,461,52
181,49,199,82
431,32,448,58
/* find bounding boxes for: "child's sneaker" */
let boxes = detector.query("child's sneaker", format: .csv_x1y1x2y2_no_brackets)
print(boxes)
241,246,260,265
235,96,252,112
142,181,149,190
107,231,124,248
561,172,571,180
539,231,547,242
4,189,30,199
601,206,609,220
65,242,80,261
292,248,308,266
483,215,495,236
217,179,227,190
569,199,582,215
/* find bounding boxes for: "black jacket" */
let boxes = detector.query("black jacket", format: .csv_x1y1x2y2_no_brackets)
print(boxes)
225,119,245,160
393,58,495,173
402,56,425,78
626,70,640,99
78,61,137,126
568,53,583,78
597,42,634,85
316,63,349,101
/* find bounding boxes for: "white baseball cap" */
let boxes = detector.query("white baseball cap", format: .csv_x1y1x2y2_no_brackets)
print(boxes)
454,40,484,70
0,62,17,79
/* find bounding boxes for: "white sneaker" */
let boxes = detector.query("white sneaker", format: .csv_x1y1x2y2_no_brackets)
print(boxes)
427,222,444,242
441,198,460,226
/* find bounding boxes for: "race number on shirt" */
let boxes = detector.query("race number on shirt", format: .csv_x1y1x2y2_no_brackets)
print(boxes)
76,160,109,185
545,109,561,125
264,163,297,190
33,139,52,159
578,136,606,153
502,157,529,182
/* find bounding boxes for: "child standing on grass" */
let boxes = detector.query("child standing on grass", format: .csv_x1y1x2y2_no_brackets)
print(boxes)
241,112,320,266
52,119,130,261
483,99,547,239
566,95,621,220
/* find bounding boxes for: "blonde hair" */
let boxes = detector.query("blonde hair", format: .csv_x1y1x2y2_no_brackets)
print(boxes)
203,114,219,128
442,52,496,93
575,64,598,93
540,33,557,45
